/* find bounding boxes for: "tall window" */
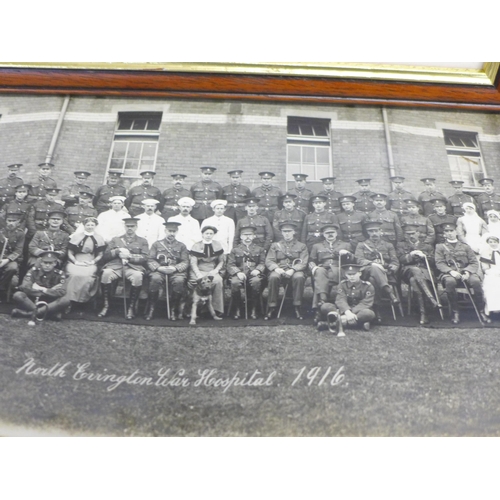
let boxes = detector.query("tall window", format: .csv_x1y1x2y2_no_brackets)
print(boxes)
443,129,486,188
107,112,162,178
287,117,331,181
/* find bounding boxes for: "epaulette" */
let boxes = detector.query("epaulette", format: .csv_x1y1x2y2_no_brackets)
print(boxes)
361,280,371,285
55,268,64,275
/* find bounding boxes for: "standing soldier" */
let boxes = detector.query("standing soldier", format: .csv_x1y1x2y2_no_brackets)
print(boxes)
288,173,314,213
0,212,26,296
227,225,267,319
418,177,447,216
447,180,476,217
94,170,127,214
397,224,439,325
0,183,31,231
11,250,70,321
160,173,191,222
26,188,68,238
301,195,340,251
475,177,500,220
0,164,24,210
316,176,344,215
367,193,403,247
252,171,283,224
272,193,306,241
265,222,308,320
190,166,223,224
29,163,58,203
145,221,189,321
98,217,149,320
234,197,273,252
125,171,163,217
428,199,457,244
337,195,367,251
352,178,376,214
221,170,252,224
387,176,417,216
400,198,435,245
60,171,93,208
66,190,98,233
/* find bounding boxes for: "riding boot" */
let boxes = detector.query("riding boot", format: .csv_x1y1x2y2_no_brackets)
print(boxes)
126,286,141,320
264,307,275,320
144,291,159,321
177,297,185,320
169,296,178,321
384,285,399,304
317,292,328,306
480,310,492,324
294,306,303,320
97,283,112,318
416,278,438,308
233,296,242,320
416,292,429,325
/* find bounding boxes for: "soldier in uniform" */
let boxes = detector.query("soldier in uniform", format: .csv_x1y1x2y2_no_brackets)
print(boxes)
29,163,58,203
160,173,191,222
145,221,189,321
221,170,252,224
418,177,447,216
0,212,25,294
28,209,70,268
190,166,223,224
397,224,440,324
125,170,163,217
316,177,344,215
60,171,93,208
234,197,273,252
317,263,376,333
475,177,500,220
309,223,353,320
93,170,127,214
352,178,376,214
272,193,306,241
251,171,283,224
301,195,340,251
0,183,31,231
11,250,70,321
98,217,149,319
27,187,66,238
447,180,476,217
288,173,314,213
399,198,435,245
337,195,367,251
227,225,267,319
387,176,417,216
427,199,457,244
354,221,400,320
265,222,308,320
435,222,489,324
367,193,403,247
0,163,24,210
66,190,98,233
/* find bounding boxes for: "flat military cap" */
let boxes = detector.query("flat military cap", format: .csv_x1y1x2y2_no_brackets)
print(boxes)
139,170,156,177
342,263,363,273
420,177,436,183
108,170,123,177
15,183,31,191
210,199,227,209
201,225,218,234
280,193,297,202
356,178,371,184
404,198,419,207
45,188,61,195
321,223,340,232
5,211,23,219
163,221,181,230
363,221,383,230
48,209,66,218
171,173,187,179
320,177,336,182
292,173,308,180
390,176,405,182
123,217,139,224
449,180,464,186
177,197,195,207
78,191,95,199
402,224,420,233
239,225,257,234
370,193,388,200
200,166,216,172
141,198,160,205
431,198,446,207
74,171,91,178
279,222,298,230
339,195,357,204
38,162,55,168
227,170,243,175
7,163,22,169
39,250,59,261
244,197,260,205
258,171,275,178
109,195,126,202
310,195,327,203
439,222,456,231
479,177,495,185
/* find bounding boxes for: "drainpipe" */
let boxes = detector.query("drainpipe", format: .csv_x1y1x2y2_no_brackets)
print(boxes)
45,95,70,163
382,106,396,179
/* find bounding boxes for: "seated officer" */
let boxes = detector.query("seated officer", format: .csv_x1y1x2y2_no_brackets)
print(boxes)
354,220,400,319
317,263,376,333
98,217,149,320
435,222,489,324
265,222,308,320
397,224,439,325
227,224,267,320
11,250,70,321
146,221,189,321
272,193,306,241
0,212,25,294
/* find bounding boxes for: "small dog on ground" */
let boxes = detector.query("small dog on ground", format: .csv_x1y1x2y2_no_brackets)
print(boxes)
189,275,222,325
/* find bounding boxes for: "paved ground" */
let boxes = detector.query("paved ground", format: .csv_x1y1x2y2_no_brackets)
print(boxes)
1,311,500,436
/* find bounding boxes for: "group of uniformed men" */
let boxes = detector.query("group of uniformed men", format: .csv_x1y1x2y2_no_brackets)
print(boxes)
1,161,499,330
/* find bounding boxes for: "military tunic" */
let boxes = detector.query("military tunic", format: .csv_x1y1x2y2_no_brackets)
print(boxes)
190,180,223,222
66,204,98,232
251,185,283,223
272,208,306,241
335,279,375,321
29,176,58,202
288,187,314,213
221,184,252,223
160,187,191,221
399,213,435,245
316,189,344,214
125,185,163,217
475,192,500,219
337,210,367,250
427,213,458,244
352,190,376,213
0,228,25,290
28,229,70,266
60,182,93,207
447,192,476,217
227,242,267,296
301,211,340,250
0,175,23,208
366,208,403,246
396,239,435,282
387,189,417,215
0,199,31,230
418,190,447,216
234,215,273,252
93,183,127,214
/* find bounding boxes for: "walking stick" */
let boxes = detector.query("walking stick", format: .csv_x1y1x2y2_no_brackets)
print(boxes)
423,254,444,320
0,237,8,261
243,274,248,320
121,259,128,318
277,258,302,319
158,253,170,319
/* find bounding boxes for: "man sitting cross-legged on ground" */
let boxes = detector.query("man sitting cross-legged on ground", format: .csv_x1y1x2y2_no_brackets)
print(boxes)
227,224,267,320
317,263,376,333
145,221,189,321
12,250,70,322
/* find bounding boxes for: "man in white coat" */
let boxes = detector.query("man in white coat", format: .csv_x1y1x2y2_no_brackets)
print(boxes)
136,199,166,248
167,197,202,251
201,199,235,254
96,195,129,243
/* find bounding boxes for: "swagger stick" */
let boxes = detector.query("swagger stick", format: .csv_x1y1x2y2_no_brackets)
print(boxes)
121,259,128,318
423,254,444,320
158,254,170,319
277,258,302,319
